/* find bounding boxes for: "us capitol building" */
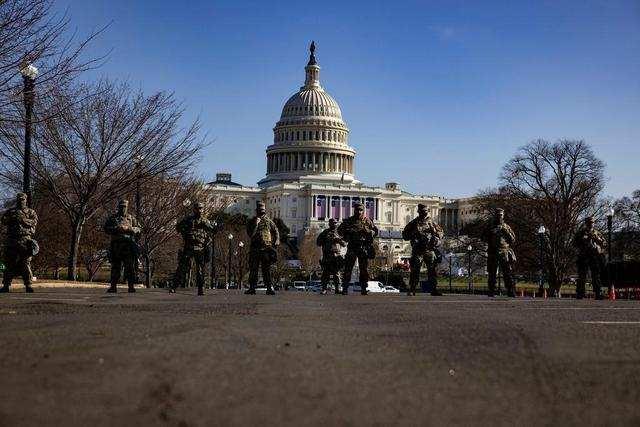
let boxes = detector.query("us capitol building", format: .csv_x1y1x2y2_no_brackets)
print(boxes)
206,43,477,258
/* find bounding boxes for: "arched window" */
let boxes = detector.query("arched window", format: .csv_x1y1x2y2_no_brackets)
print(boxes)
315,131,320,140
303,131,306,141
296,131,300,140
322,131,326,140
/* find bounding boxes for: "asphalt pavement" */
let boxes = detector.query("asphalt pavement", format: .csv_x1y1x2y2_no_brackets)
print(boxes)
1,287,639,426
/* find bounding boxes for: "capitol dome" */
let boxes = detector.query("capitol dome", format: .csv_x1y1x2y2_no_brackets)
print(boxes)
259,42,357,187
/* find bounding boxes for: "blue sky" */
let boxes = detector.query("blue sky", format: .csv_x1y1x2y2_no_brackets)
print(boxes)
55,0,639,198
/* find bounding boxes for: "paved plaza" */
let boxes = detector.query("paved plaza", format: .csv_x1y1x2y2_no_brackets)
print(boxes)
1,287,639,426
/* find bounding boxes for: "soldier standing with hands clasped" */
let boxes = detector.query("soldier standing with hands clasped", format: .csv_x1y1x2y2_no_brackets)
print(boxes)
316,218,346,295
104,199,141,293
171,201,218,296
245,201,280,295
573,216,606,300
483,208,517,297
402,203,444,296
1,193,38,293
339,202,378,295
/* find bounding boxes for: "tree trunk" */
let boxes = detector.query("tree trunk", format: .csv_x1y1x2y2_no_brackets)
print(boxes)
67,216,85,281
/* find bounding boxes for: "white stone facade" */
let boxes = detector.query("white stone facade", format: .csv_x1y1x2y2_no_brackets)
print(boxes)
205,43,479,260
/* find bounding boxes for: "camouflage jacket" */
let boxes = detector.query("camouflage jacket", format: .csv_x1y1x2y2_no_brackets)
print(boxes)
483,221,516,263
177,214,216,251
316,228,346,258
1,207,38,243
337,215,378,247
573,225,605,257
402,217,443,253
247,215,279,248
104,214,140,243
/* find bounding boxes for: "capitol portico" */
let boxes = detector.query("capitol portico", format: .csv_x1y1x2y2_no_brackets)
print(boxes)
206,43,472,259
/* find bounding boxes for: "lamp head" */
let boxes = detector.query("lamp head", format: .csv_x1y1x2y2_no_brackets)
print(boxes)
20,62,39,79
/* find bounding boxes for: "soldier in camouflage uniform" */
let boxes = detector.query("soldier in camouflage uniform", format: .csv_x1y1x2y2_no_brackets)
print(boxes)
402,204,444,296
316,218,346,295
573,216,606,300
483,208,517,297
245,201,279,295
339,202,378,295
104,199,141,293
1,193,38,293
171,201,217,296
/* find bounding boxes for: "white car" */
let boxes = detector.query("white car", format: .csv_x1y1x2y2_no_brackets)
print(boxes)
290,281,307,291
348,281,397,294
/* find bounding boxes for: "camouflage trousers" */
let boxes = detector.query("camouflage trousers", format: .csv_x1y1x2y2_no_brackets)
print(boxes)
576,255,604,297
320,255,343,292
2,243,33,288
109,240,138,287
487,252,515,293
248,247,274,290
409,250,438,292
343,250,370,291
174,247,207,290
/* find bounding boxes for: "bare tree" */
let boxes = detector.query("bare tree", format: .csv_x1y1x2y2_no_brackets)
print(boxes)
78,214,109,281
298,229,321,274
0,0,104,122
477,139,606,292
0,80,206,280
132,177,205,288
613,189,640,261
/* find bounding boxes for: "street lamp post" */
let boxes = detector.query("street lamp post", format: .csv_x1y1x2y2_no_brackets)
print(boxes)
209,220,217,289
448,252,454,293
607,208,614,262
226,233,234,289
537,225,546,297
20,63,38,207
238,241,244,289
467,245,473,294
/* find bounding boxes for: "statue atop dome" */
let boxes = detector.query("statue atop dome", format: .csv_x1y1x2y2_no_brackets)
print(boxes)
308,41,317,66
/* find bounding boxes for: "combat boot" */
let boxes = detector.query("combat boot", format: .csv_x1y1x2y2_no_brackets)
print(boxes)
0,285,10,293
506,289,517,298
341,285,348,295
266,287,276,296
407,283,414,296
168,288,176,294
197,286,204,296
430,288,443,297
334,286,341,295
245,287,256,295
106,285,117,293
360,283,368,295
25,286,34,293
128,285,136,293
320,289,327,295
